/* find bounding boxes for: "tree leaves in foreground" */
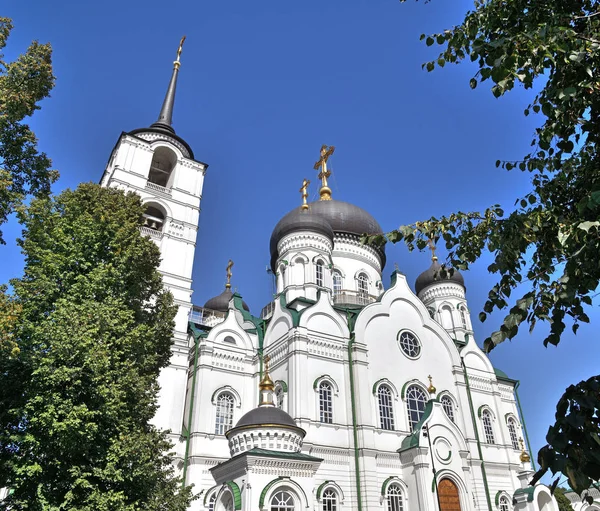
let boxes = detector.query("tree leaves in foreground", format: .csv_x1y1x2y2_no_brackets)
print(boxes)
363,0,600,494
0,184,193,510
0,17,57,244
532,376,600,500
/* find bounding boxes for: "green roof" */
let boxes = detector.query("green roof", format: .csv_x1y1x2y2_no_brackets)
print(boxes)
494,367,518,383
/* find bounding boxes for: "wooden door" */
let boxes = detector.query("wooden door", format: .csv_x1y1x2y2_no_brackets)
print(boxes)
438,478,461,511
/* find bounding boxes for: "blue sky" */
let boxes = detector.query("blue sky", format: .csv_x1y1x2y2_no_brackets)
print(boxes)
3,0,599,484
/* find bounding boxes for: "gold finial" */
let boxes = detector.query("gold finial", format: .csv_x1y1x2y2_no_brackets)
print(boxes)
174,35,186,69
519,437,531,463
300,178,310,210
427,375,437,394
259,354,274,392
427,239,438,262
225,259,234,289
313,145,335,201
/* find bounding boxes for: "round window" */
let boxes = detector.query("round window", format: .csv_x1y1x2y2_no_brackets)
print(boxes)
398,331,421,358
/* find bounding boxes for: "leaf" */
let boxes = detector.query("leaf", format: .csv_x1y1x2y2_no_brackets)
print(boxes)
577,221,600,232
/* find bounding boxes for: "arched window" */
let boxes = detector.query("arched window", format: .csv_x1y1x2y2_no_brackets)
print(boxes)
319,381,333,424
293,258,305,285
406,385,428,431
507,417,519,450
333,271,343,296
378,385,395,430
499,495,511,511
223,335,236,344
208,494,216,511
482,409,495,444
148,146,177,188
441,305,454,330
271,490,295,511
215,392,234,435
357,273,369,297
316,260,324,287
386,483,404,511
459,305,468,329
275,385,285,410
143,204,166,232
322,489,337,511
441,395,455,422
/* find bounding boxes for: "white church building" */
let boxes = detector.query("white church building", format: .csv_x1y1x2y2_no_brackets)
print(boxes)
99,46,567,511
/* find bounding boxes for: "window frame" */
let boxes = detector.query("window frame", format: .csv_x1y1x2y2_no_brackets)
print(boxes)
406,384,428,431
440,394,455,423
214,391,235,435
386,483,404,511
333,270,343,295
270,490,296,511
357,272,369,296
321,488,338,511
316,260,325,287
481,409,495,444
398,330,421,359
319,381,334,424
507,417,520,450
377,384,395,431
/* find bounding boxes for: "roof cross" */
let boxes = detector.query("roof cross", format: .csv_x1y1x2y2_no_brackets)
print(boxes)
313,145,335,201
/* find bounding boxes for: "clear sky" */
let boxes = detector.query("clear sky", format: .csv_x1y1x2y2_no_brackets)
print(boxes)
3,0,599,484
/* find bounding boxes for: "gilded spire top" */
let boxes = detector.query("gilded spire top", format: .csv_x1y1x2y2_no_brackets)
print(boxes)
225,259,234,289
427,375,437,395
174,35,186,69
519,437,531,463
259,354,274,392
427,239,438,262
313,145,335,201
300,179,310,210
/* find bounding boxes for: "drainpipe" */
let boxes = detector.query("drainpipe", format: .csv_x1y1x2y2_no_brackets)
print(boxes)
514,381,536,470
346,309,363,511
461,357,493,511
182,330,201,486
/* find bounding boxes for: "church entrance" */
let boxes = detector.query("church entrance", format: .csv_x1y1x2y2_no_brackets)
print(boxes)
437,478,461,511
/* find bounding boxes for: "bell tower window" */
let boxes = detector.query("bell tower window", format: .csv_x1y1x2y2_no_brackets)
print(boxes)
142,204,166,232
148,146,177,188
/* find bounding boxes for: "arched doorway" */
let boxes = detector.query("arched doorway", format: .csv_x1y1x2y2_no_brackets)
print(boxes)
438,478,461,511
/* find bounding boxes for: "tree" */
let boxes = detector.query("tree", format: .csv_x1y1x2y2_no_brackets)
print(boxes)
0,184,193,510
362,0,600,494
0,17,57,244
554,487,575,511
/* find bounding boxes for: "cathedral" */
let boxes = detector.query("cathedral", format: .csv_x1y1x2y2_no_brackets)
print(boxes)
99,43,567,511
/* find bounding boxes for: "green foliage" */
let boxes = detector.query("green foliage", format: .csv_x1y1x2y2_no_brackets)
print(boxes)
532,376,600,501
364,0,600,493
553,487,575,511
0,184,193,510
0,17,57,244
380,0,600,352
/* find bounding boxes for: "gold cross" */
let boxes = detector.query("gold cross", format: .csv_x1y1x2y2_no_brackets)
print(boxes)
225,259,234,289
176,35,186,61
427,239,438,261
313,145,335,200
300,178,310,210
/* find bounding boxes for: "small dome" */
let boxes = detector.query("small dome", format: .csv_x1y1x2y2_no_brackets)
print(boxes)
234,406,299,429
414,259,465,295
204,288,250,313
270,200,385,271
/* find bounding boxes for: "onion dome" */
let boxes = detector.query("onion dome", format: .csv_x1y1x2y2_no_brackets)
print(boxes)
270,200,385,271
269,209,334,271
414,259,465,296
203,288,250,313
225,356,305,456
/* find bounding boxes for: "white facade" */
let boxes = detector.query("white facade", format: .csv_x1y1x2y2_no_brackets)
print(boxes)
100,59,560,511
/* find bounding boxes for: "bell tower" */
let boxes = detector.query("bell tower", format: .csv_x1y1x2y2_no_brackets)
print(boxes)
99,37,207,436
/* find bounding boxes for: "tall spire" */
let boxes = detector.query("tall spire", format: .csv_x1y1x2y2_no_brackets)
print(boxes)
151,36,186,134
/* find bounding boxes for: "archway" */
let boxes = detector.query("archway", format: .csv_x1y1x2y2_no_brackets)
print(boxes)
438,478,461,511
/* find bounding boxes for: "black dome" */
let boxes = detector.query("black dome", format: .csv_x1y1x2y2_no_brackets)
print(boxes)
414,259,465,295
270,200,385,271
234,406,298,429
204,288,250,313
269,209,334,271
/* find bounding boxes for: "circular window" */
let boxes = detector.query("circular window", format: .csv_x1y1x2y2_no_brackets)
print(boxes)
398,331,421,358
